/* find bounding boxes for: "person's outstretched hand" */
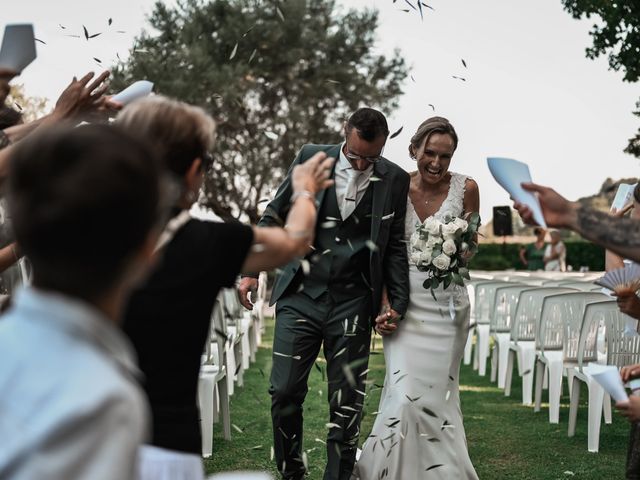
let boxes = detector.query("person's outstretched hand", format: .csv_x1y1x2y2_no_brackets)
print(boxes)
513,182,578,229
621,363,640,383
51,71,116,122
291,152,335,196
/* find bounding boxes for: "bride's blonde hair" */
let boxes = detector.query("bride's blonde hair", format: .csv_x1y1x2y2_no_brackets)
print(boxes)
408,116,458,159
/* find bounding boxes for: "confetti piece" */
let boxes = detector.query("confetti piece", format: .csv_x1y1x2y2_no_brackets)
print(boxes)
426,464,444,471
229,42,238,60
389,126,403,139
232,423,243,433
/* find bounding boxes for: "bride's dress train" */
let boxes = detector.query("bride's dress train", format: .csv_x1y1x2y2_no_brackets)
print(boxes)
352,172,478,479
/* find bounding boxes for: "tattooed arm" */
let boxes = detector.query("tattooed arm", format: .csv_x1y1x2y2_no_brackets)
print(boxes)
513,183,640,263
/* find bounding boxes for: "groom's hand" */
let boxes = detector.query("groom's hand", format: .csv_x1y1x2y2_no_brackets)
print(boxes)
374,309,399,336
238,277,258,310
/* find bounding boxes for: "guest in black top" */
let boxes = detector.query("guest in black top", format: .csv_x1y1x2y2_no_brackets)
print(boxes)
116,96,334,476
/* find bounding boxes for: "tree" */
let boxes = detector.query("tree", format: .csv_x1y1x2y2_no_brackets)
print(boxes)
112,0,407,222
561,1,640,157
6,84,48,122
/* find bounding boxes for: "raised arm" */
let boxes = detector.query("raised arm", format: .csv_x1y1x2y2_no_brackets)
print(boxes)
240,151,334,273
514,182,640,263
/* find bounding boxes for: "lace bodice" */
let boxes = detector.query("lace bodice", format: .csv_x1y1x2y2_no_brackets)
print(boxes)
404,172,469,261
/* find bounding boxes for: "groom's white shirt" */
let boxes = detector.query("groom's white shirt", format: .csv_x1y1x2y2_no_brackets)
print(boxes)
334,142,374,216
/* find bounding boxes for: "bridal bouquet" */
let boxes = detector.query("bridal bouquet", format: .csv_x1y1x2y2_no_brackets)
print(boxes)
409,213,481,294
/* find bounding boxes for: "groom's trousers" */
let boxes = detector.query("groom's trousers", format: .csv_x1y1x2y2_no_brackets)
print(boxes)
270,290,373,480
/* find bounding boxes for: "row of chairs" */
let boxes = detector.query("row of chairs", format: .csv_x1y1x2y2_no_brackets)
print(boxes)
198,272,269,457
465,270,640,452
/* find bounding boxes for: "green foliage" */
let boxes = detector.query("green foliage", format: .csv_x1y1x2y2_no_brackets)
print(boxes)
470,241,605,271
111,0,407,221
561,0,640,157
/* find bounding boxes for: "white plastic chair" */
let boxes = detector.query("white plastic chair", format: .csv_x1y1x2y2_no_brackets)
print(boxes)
221,289,245,389
504,287,576,405
533,291,607,423
473,280,522,376
199,298,232,457
567,300,618,452
490,285,538,388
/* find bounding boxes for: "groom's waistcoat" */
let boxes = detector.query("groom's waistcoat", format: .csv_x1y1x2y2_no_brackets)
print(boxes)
301,181,374,301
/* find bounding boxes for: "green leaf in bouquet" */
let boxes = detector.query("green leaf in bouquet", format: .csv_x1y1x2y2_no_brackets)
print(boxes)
443,274,452,290
423,278,432,290
459,267,471,280
452,272,465,286
469,212,481,226
450,257,458,268
432,248,442,258
431,277,440,290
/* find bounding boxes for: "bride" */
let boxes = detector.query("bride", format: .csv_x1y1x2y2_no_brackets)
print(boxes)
353,117,480,479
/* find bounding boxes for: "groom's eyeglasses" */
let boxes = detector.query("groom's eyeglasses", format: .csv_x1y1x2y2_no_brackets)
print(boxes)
344,144,383,164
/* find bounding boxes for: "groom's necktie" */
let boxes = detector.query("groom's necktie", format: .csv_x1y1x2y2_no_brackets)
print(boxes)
341,169,362,219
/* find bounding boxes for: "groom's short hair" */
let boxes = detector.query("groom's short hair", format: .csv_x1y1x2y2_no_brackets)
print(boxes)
345,108,389,142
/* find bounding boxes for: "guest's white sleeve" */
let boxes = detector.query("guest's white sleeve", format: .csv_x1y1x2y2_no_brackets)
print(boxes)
15,394,147,480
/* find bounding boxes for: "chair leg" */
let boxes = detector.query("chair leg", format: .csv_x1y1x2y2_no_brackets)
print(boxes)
235,342,244,388
212,382,220,424
521,347,536,406
587,383,605,452
548,359,564,424
218,376,232,441
534,358,545,413
505,349,515,397
603,392,613,424
249,324,257,363
478,325,490,376
490,343,498,383
473,333,479,371
198,374,215,457
464,327,474,365
497,336,511,389
567,368,575,399
568,375,581,437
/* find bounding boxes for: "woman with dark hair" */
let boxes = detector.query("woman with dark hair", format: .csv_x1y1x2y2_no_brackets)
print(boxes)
519,226,547,270
116,96,334,479
354,116,480,479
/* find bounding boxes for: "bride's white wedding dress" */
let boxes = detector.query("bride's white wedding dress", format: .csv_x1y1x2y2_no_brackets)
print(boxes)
353,172,478,479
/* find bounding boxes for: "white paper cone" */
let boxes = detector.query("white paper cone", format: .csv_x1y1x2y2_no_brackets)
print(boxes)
112,80,154,105
487,157,547,228
585,363,629,403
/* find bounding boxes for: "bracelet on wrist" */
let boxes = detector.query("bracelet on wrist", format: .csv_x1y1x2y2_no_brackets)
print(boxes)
290,190,315,205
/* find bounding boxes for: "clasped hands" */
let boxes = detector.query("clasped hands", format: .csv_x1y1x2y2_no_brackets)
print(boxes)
374,303,400,336
616,364,640,422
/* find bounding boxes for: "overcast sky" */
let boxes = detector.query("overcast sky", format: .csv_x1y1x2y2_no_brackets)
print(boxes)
5,0,639,222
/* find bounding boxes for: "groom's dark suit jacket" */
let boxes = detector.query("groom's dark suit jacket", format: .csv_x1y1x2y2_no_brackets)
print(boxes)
257,143,410,319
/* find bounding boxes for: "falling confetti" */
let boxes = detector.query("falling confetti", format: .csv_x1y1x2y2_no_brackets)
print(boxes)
229,42,239,60
389,126,403,139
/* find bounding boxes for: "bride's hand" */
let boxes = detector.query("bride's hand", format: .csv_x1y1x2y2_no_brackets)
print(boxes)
374,307,399,336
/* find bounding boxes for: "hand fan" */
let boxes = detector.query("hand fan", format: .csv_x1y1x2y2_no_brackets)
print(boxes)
594,263,640,294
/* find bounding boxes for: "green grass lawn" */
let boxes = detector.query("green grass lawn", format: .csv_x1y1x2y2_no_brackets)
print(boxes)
205,318,629,479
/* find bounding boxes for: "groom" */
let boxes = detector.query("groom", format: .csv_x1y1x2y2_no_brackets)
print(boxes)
239,108,410,480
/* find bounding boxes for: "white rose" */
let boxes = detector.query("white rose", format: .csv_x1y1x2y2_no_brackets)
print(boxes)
460,242,469,252
442,239,457,255
419,249,433,265
426,235,443,248
424,217,441,236
453,217,469,232
441,222,460,239
432,253,451,271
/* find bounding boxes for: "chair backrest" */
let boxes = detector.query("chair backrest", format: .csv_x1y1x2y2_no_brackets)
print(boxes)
221,288,242,326
491,285,538,334
574,300,618,369
537,291,608,353
257,271,268,302
204,297,228,366
511,287,577,343
475,281,523,325
555,281,601,292
606,309,640,368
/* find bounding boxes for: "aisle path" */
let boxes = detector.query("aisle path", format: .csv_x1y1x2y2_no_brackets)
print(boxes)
205,318,628,479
